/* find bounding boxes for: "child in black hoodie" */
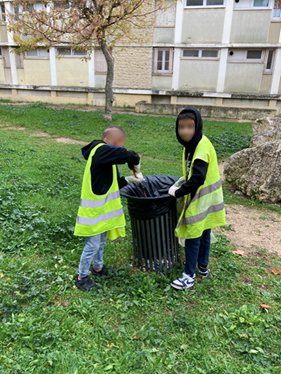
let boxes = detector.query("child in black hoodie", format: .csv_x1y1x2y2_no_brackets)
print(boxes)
169,107,225,290
74,125,143,291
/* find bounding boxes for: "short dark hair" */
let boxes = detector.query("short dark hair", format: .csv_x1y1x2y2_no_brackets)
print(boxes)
178,112,196,122
102,125,126,140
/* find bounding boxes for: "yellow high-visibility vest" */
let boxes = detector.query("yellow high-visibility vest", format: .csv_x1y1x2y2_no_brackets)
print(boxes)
175,135,225,239
74,143,126,240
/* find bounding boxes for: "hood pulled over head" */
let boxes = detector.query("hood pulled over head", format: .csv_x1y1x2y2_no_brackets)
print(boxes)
176,106,203,157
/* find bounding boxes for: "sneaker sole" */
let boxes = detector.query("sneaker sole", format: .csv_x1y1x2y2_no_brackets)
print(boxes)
75,282,97,292
170,283,193,290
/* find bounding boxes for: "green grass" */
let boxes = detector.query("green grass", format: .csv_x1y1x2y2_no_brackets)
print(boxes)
1,109,281,373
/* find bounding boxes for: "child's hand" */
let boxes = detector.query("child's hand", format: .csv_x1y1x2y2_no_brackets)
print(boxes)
168,186,179,197
125,174,144,184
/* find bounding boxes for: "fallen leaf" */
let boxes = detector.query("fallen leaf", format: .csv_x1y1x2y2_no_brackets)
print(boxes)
271,268,281,275
106,343,113,347
0,272,4,279
132,337,141,340
260,304,271,309
61,302,69,307
241,334,248,337
232,250,244,256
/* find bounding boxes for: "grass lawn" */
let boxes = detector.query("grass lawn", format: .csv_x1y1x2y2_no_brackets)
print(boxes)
0,104,281,373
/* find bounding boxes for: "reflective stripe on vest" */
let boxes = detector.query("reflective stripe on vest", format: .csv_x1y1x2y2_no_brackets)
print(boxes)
74,143,126,239
175,135,225,239
76,207,124,226
79,190,121,209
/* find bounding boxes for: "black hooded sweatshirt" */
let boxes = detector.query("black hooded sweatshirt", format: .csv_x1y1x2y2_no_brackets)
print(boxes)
81,140,140,196
174,107,208,199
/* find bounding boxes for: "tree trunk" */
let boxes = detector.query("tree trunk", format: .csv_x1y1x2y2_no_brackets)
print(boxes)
100,41,114,121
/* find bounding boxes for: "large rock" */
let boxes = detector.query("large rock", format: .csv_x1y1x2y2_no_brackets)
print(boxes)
251,116,281,147
252,117,279,135
224,141,281,203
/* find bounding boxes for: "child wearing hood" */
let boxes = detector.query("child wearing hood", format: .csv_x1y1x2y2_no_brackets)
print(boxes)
169,107,225,290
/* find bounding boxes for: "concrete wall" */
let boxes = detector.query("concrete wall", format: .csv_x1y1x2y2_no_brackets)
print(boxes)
154,28,174,43
0,26,7,42
224,63,264,93
18,60,51,86
135,101,277,119
0,60,5,84
260,74,272,94
230,10,272,43
56,58,88,87
181,9,225,43
178,60,219,91
152,75,173,90
114,47,153,89
268,22,281,43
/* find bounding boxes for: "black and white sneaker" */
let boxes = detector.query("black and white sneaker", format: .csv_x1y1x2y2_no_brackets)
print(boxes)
92,265,113,277
75,275,98,292
171,273,195,290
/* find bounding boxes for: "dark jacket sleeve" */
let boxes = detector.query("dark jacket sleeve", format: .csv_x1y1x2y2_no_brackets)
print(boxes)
118,176,128,190
175,159,208,198
95,146,140,170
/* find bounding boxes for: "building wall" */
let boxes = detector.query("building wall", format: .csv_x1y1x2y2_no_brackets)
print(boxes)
18,60,52,86
113,47,153,89
178,60,219,91
181,8,225,43
152,75,173,90
224,63,264,93
0,59,5,84
230,10,272,43
154,28,174,44
56,58,88,87
268,22,281,43
0,25,8,42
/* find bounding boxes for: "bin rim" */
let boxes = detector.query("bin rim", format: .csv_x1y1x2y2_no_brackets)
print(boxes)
120,191,172,200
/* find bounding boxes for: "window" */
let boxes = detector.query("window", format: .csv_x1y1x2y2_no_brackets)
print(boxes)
54,1,70,9
23,3,34,11
26,48,50,59
273,0,281,18
57,47,87,57
246,50,262,59
183,49,199,57
234,0,270,8
182,49,219,59
153,48,173,74
253,0,269,6
264,49,274,73
185,0,224,6
0,3,5,22
228,49,264,62
94,49,107,74
0,47,2,56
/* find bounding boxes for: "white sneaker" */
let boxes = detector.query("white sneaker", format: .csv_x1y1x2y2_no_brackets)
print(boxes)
171,273,195,290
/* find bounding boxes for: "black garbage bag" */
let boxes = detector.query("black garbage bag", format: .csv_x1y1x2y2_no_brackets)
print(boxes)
120,175,180,220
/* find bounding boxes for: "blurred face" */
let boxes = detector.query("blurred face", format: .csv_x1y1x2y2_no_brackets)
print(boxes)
104,131,127,148
178,118,196,142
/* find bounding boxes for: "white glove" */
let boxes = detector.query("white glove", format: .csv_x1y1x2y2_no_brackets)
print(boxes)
133,164,141,173
168,186,179,197
125,173,144,184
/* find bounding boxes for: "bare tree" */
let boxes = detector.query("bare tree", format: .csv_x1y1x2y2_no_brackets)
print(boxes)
6,0,173,120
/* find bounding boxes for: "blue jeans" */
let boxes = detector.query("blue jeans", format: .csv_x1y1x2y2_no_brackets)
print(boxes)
78,232,107,278
184,229,211,276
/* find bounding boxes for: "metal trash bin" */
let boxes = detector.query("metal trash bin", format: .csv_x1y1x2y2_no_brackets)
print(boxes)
121,175,180,273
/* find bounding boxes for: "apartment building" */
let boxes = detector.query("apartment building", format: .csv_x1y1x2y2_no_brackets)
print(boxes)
0,0,281,117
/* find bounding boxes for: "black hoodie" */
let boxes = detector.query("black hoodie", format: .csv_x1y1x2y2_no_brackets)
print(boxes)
81,140,140,196
174,107,208,199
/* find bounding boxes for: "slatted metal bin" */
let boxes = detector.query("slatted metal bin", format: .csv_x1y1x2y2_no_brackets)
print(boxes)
121,175,179,272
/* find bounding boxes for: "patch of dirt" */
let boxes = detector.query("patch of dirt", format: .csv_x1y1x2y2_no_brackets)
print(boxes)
218,160,225,181
30,132,51,138
55,137,87,145
2,126,27,131
214,204,281,256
